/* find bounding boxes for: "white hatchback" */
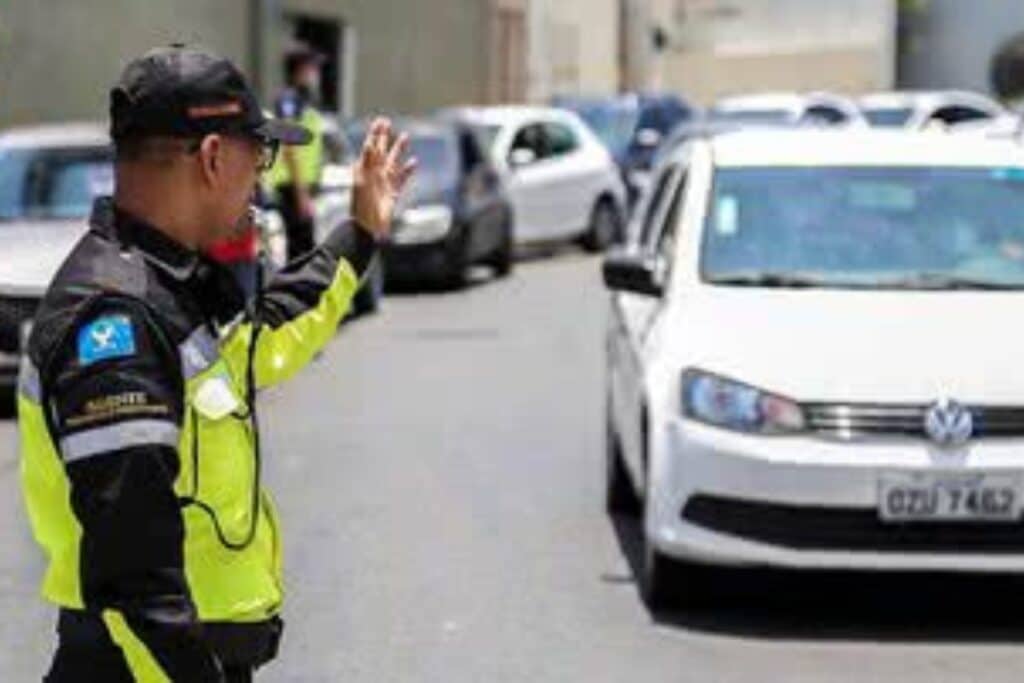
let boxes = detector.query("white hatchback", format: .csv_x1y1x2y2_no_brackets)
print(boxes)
457,106,627,251
603,128,1024,609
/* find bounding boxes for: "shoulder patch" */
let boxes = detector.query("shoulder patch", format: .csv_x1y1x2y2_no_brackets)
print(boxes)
77,314,137,366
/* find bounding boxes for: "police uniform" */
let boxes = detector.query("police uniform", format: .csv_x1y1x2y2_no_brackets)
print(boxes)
267,86,325,261
18,46,376,682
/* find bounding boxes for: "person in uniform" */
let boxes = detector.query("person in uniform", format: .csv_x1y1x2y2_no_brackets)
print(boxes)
267,42,328,261
18,45,414,682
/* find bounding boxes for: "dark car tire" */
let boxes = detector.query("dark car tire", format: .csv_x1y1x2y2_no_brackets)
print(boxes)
441,224,470,290
582,197,621,253
641,537,714,613
606,407,641,516
0,388,15,419
353,259,384,315
489,213,515,278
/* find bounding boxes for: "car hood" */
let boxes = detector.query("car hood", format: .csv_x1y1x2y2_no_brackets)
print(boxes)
666,287,1024,404
0,220,86,296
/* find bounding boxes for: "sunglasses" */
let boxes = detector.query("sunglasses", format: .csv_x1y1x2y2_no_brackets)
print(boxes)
187,133,280,172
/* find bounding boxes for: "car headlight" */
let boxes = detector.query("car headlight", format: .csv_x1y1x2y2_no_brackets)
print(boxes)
681,369,805,434
393,205,453,245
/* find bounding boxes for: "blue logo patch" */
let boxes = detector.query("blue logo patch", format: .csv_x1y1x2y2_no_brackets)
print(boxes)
77,315,136,366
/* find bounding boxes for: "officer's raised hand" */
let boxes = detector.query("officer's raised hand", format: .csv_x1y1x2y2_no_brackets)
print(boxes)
352,117,417,239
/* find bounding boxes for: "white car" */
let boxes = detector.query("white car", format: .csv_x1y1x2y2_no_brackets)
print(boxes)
0,123,112,397
603,128,1024,609
709,92,866,128
456,106,627,251
859,90,1005,130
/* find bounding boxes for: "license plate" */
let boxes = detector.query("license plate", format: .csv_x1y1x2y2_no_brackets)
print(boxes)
878,472,1022,522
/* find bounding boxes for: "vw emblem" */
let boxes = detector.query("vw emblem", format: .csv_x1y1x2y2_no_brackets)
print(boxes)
923,398,973,447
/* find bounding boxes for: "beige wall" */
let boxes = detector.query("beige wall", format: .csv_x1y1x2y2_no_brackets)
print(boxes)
664,49,892,104
293,0,491,116
626,0,896,102
0,0,496,129
527,0,619,102
0,0,249,128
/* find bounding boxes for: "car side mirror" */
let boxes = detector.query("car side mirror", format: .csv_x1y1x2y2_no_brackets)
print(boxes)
602,249,664,296
509,147,537,168
635,128,662,148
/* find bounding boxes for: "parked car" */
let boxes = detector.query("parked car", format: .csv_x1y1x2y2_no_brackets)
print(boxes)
603,127,1024,610
859,90,1005,129
553,93,695,208
0,123,112,399
649,118,795,175
347,116,513,288
454,106,627,251
708,92,866,128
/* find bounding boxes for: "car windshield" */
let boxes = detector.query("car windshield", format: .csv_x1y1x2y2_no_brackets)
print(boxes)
408,135,456,181
570,102,639,154
709,108,792,125
702,166,1024,289
0,146,112,221
863,107,914,127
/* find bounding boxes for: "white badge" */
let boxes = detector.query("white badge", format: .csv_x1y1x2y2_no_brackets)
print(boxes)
193,373,241,420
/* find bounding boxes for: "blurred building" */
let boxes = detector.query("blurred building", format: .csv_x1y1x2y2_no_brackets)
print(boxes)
526,0,620,101
897,0,1024,97
0,0,531,128
621,0,897,103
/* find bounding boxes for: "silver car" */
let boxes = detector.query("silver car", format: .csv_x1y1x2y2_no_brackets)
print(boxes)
0,123,112,399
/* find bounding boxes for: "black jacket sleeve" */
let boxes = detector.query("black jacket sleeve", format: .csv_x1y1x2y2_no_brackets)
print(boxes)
48,298,222,682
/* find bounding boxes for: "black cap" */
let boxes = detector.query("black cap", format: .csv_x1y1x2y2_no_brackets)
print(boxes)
110,44,310,145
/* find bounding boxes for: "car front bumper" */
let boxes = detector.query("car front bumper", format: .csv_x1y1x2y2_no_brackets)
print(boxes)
648,417,1024,572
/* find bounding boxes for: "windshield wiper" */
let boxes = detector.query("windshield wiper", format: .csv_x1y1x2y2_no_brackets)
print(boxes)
878,273,1024,291
706,272,826,288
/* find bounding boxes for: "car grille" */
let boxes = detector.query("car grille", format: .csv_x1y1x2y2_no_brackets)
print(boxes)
0,296,40,353
682,495,1024,554
803,403,1024,440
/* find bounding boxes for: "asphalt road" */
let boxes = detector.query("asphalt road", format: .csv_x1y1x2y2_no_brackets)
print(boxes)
5,253,1024,681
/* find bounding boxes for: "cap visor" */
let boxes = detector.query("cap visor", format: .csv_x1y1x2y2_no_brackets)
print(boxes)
256,118,312,146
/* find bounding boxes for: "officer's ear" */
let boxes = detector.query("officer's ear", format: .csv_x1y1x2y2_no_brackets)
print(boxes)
197,134,224,186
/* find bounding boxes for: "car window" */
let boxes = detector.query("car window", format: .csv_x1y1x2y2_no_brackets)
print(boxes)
635,164,679,246
0,146,112,221
801,105,847,126
930,105,991,126
863,107,914,127
458,129,486,173
409,134,458,182
510,123,548,163
543,122,579,158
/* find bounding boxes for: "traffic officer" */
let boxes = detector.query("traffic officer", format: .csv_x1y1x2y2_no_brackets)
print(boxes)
267,42,328,261
18,45,415,681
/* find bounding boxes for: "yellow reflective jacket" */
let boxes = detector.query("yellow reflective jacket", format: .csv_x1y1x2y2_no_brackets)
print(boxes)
19,197,374,679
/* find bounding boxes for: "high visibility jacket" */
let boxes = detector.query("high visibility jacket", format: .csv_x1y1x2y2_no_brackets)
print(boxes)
266,89,325,188
19,197,375,680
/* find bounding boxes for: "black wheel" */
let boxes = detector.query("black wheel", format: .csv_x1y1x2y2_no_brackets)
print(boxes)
606,407,641,515
489,213,514,278
353,259,384,315
442,224,470,289
0,387,15,419
641,537,714,613
582,198,620,253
